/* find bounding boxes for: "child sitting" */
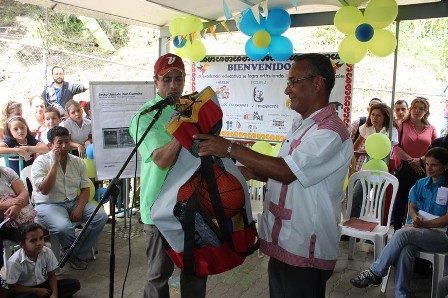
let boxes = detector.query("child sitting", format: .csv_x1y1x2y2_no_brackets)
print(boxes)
62,100,92,158
7,223,80,298
0,116,48,175
39,107,61,145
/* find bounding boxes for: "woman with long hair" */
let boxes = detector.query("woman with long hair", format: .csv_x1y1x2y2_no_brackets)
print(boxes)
350,103,398,218
351,147,448,297
392,97,437,230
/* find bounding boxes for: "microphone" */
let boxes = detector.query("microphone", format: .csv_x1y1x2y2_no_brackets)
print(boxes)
140,96,175,115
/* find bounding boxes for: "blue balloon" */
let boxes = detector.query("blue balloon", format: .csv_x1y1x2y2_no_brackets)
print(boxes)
265,8,291,35
86,144,94,159
173,35,187,48
239,9,265,36
355,23,374,42
94,187,111,203
245,37,268,60
268,36,293,61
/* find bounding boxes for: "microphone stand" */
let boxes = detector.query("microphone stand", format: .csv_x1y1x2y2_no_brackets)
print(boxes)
58,106,166,298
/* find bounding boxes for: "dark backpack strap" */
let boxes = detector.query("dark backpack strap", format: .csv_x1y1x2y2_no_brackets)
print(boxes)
201,156,259,257
182,184,200,275
201,156,235,249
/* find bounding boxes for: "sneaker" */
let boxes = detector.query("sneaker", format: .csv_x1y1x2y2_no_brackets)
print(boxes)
350,269,382,288
68,256,87,270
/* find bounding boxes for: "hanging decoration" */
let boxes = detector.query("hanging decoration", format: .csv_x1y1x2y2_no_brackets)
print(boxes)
334,0,398,64
240,8,293,61
169,16,206,62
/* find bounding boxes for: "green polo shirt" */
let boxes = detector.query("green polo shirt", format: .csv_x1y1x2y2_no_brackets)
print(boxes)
129,94,176,225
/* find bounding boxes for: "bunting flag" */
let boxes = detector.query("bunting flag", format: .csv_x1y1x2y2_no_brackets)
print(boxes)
234,13,242,29
220,21,231,34
223,0,233,19
250,5,261,23
290,0,299,9
260,0,269,18
209,25,217,40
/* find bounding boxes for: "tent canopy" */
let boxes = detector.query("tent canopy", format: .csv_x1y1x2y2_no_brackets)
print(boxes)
18,0,447,32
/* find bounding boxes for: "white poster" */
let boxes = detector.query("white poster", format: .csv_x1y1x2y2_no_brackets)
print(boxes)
192,53,354,142
90,81,155,180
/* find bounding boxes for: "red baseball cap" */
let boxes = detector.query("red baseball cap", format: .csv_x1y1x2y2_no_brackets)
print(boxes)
154,53,185,77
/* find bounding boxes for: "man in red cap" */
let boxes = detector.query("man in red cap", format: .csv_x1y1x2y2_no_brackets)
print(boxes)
129,53,207,298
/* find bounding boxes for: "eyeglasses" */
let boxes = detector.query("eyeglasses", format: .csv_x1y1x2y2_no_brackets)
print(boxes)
286,75,318,88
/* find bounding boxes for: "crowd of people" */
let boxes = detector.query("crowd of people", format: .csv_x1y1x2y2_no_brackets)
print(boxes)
0,53,446,298
348,95,448,297
0,66,102,297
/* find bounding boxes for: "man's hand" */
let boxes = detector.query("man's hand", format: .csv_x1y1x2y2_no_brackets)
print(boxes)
193,134,230,157
34,287,51,298
70,205,84,222
51,148,62,164
77,144,86,158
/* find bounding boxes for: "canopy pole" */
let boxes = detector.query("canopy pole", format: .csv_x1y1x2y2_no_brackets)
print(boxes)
387,20,400,166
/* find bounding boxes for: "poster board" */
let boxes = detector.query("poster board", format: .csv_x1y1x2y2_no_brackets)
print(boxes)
90,81,155,180
192,53,354,142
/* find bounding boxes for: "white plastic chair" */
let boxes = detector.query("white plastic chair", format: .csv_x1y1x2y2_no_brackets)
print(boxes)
381,250,448,298
340,170,399,261
20,165,33,205
248,179,265,258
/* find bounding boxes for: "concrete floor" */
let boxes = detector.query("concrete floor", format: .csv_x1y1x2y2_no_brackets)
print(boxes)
1,215,432,298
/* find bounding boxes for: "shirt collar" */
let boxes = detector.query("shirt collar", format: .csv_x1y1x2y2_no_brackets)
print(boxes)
424,176,448,188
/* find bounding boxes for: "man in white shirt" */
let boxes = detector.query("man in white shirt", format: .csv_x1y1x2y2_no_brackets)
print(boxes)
31,126,107,270
194,53,353,298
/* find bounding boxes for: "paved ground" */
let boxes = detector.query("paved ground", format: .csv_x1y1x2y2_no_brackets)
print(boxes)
1,216,432,298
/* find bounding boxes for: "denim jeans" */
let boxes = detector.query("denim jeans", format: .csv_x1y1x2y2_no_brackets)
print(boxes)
370,227,448,298
35,200,108,260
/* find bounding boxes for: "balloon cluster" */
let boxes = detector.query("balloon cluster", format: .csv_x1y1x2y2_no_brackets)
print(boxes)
240,8,293,61
251,140,282,156
363,133,391,172
83,144,96,179
334,0,398,64
169,17,206,62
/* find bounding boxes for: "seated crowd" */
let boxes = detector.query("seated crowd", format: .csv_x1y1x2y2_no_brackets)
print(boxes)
0,95,101,297
349,96,448,297
0,91,447,297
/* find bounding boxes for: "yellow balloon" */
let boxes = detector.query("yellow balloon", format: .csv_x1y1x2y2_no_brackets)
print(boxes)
83,158,96,179
251,141,272,155
180,16,203,35
363,159,388,172
338,35,367,64
271,142,282,156
334,6,364,35
365,0,398,29
343,175,349,191
186,39,206,62
253,30,271,48
173,41,189,58
89,179,95,201
368,29,397,57
169,17,184,36
76,179,95,201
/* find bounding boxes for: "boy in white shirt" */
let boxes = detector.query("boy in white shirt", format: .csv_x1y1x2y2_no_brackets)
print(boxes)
7,223,80,298
39,107,61,145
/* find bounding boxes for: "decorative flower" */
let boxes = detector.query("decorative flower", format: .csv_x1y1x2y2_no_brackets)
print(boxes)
334,0,398,64
240,8,293,61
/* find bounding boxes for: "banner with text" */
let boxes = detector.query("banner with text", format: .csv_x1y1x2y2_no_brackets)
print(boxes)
192,53,354,142
90,81,155,180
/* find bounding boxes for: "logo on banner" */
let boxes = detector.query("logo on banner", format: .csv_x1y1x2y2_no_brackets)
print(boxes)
243,111,264,121
197,63,208,74
272,118,287,130
331,60,344,73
